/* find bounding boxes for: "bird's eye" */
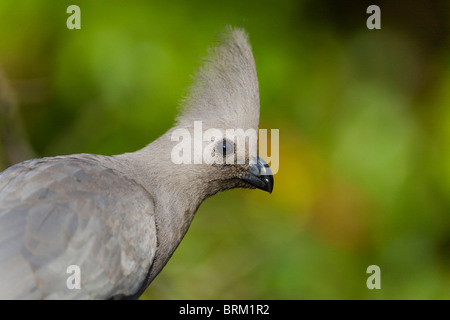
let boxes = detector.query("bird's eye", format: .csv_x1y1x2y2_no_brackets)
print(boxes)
219,139,234,157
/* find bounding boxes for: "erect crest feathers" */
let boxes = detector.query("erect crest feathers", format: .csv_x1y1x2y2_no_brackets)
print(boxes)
176,27,260,131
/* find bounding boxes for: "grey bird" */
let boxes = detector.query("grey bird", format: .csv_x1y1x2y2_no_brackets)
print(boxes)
0,27,273,299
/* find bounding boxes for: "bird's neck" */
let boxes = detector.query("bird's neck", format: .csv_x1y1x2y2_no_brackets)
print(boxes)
113,130,210,279
116,131,205,219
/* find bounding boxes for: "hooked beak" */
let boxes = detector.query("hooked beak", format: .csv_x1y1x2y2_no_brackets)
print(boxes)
242,156,274,194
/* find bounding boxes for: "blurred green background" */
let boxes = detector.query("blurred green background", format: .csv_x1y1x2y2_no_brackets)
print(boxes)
0,0,449,299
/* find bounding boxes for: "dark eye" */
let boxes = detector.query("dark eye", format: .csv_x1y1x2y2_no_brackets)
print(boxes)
219,139,234,157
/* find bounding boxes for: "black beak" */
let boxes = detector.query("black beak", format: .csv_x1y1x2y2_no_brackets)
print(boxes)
242,156,274,194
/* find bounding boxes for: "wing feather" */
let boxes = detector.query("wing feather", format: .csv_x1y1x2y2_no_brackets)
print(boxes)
0,155,157,299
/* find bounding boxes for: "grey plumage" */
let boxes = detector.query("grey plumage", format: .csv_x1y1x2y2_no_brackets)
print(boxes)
0,155,156,299
0,27,273,299
178,27,260,131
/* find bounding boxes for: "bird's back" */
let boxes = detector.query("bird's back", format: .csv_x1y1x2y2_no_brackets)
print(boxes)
0,154,157,299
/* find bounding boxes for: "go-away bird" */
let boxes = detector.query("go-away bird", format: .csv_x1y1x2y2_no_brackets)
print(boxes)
0,27,273,299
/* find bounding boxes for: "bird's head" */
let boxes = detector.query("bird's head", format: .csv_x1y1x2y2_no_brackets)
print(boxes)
169,27,273,196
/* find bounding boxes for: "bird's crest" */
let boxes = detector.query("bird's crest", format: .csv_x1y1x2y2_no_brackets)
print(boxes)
176,27,260,132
